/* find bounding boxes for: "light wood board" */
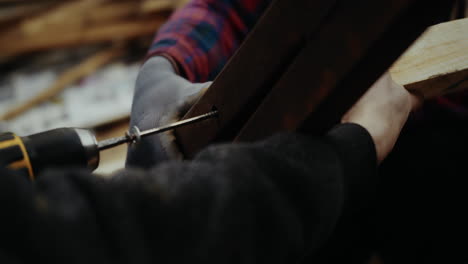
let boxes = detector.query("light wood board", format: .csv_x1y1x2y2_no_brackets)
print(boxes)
391,18,468,98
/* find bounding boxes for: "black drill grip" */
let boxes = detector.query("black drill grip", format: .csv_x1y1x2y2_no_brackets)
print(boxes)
21,128,99,177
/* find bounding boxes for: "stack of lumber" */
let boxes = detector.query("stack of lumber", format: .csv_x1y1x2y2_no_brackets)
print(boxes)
0,0,187,60
0,0,188,122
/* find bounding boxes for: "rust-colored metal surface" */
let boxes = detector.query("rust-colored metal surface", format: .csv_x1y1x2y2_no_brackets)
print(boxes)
236,0,455,141
174,0,339,157
176,0,455,158
299,1,455,135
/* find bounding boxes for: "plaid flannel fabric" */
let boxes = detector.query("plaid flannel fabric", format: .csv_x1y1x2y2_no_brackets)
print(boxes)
147,0,271,83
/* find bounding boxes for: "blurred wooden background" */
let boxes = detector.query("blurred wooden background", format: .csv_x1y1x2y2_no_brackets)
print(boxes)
0,0,187,60
0,0,188,175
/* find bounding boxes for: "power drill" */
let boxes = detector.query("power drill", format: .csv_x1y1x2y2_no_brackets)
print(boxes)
0,111,217,180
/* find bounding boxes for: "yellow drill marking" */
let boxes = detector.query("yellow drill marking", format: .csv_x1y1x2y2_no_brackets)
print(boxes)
0,138,19,149
0,134,34,180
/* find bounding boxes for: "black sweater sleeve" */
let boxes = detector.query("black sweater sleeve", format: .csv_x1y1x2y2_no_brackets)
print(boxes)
0,123,376,264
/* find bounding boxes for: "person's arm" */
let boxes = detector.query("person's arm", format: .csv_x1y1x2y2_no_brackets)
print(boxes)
147,0,271,82
0,71,418,263
0,124,375,264
342,73,422,164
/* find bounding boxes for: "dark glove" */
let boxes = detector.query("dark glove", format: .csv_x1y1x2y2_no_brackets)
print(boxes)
126,56,210,169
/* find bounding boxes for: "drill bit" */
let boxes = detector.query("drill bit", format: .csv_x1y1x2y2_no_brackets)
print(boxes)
97,110,218,151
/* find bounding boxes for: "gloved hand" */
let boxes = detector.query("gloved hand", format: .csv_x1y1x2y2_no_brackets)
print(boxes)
126,56,211,169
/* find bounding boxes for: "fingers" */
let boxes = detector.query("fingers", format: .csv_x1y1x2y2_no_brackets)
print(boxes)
128,56,211,168
176,83,210,120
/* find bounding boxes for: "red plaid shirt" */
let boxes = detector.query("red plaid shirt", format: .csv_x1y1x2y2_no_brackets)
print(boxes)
148,0,468,120
148,0,271,83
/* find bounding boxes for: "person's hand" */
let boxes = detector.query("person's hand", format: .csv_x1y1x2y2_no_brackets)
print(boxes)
341,72,422,164
126,56,211,169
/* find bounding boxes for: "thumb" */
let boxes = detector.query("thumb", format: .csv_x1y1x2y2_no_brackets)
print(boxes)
177,81,212,116
409,91,424,111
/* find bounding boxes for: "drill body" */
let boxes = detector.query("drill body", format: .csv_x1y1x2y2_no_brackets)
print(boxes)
0,128,99,179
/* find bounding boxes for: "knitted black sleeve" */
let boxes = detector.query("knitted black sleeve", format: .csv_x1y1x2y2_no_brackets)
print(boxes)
0,124,376,264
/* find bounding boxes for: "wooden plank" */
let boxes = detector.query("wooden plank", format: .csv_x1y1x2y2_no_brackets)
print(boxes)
390,18,468,98
86,1,140,25
87,0,175,25
0,16,166,58
176,0,456,157
0,0,174,58
0,2,55,25
140,0,175,13
0,0,59,4
17,0,104,35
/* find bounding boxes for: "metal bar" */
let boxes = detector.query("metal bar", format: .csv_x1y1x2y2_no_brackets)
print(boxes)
98,136,129,151
176,0,455,157
97,111,218,151
175,0,338,157
140,110,218,137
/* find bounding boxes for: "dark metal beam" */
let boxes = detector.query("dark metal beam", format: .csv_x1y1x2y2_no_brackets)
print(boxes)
176,0,456,158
